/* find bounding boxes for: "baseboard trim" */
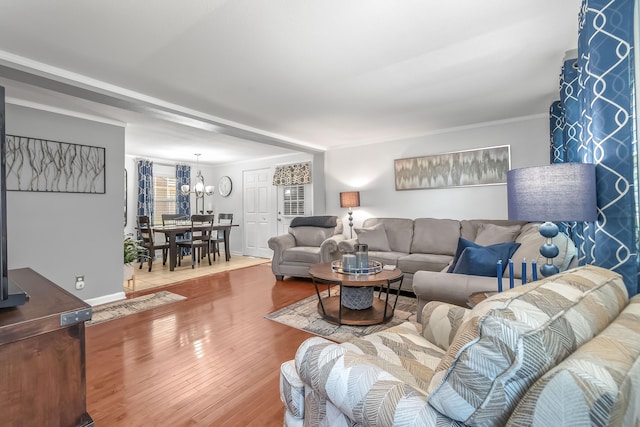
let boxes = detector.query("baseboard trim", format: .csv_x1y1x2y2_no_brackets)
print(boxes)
85,291,127,306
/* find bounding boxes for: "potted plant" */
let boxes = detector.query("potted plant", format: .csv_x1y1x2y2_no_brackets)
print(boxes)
123,234,144,281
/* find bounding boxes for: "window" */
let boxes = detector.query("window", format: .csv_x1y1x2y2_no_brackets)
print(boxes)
283,185,305,216
153,165,177,225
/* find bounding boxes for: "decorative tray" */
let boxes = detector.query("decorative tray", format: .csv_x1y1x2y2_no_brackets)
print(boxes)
331,260,383,275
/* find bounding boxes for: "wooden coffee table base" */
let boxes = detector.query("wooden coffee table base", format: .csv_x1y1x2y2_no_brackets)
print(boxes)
318,296,394,326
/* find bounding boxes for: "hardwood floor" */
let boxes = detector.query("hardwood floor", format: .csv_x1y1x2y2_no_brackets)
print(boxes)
86,263,321,426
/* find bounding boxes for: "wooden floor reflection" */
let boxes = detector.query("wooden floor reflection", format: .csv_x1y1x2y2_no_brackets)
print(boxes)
86,263,321,426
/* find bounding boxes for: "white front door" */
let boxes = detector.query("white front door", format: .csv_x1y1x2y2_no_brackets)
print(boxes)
243,168,274,258
276,184,313,235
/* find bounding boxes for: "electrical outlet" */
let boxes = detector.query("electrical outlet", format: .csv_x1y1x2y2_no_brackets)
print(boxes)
75,276,85,290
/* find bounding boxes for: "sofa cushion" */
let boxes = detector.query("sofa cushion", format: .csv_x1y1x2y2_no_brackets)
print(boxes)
411,218,461,255
362,218,414,253
296,324,449,425
474,223,521,246
368,251,407,267
282,246,322,264
448,238,519,274
342,321,446,392
507,294,640,426
427,265,629,426
354,223,391,251
397,253,453,275
289,226,336,247
421,302,471,351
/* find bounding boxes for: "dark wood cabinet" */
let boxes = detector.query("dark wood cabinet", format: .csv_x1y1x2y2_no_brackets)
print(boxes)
0,268,93,427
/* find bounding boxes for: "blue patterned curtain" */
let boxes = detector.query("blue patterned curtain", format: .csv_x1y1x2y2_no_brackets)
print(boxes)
552,57,592,263
551,0,638,296
549,100,565,163
176,164,191,218
137,160,154,220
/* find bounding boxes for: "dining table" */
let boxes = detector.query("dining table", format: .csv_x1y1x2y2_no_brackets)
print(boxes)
153,223,238,271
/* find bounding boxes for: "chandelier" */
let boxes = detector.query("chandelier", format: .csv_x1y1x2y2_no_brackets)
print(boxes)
181,154,214,199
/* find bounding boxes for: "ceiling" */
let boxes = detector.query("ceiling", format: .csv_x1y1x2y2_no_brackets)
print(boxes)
0,0,580,166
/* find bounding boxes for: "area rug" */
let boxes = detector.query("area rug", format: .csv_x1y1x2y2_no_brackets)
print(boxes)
87,291,186,326
265,290,418,343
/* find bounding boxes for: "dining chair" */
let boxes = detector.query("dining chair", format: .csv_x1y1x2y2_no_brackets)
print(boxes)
136,215,170,272
177,214,215,269
161,213,188,226
161,213,188,258
212,213,233,261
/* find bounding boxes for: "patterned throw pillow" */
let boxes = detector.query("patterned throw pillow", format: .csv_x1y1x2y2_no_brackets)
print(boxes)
508,294,640,426
427,265,629,426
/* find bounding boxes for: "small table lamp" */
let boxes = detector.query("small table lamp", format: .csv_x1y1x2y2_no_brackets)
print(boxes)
340,191,360,238
507,163,597,277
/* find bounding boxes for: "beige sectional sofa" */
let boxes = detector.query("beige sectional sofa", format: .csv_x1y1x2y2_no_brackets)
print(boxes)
338,217,577,297
280,265,640,426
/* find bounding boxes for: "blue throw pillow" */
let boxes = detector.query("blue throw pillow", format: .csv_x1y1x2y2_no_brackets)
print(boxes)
447,238,480,273
451,240,521,277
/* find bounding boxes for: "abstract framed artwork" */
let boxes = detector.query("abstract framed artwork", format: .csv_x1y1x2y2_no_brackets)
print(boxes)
5,135,106,194
394,145,510,190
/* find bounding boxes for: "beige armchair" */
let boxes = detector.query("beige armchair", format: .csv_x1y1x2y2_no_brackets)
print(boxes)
268,216,345,280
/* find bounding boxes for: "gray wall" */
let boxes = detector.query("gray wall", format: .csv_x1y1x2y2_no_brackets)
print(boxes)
325,115,550,233
6,104,125,302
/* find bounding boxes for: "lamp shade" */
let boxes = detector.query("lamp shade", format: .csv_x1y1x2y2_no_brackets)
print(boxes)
507,163,597,222
340,191,360,208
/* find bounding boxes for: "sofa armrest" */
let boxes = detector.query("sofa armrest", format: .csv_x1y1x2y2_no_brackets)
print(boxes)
295,337,443,426
267,234,296,277
337,238,358,253
267,233,296,253
413,270,511,321
421,301,470,351
319,234,346,262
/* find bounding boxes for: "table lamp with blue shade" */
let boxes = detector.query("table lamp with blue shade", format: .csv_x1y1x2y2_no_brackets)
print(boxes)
507,163,597,277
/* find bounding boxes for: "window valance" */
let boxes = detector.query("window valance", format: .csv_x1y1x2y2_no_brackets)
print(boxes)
272,162,311,186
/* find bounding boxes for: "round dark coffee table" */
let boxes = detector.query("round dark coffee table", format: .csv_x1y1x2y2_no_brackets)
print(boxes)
308,262,404,326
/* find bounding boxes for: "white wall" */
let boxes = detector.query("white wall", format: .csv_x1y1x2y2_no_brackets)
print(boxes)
6,104,125,302
325,115,551,233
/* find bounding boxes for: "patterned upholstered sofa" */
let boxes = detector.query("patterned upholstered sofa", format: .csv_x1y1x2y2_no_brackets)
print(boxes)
280,265,640,426
268,216,345,280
